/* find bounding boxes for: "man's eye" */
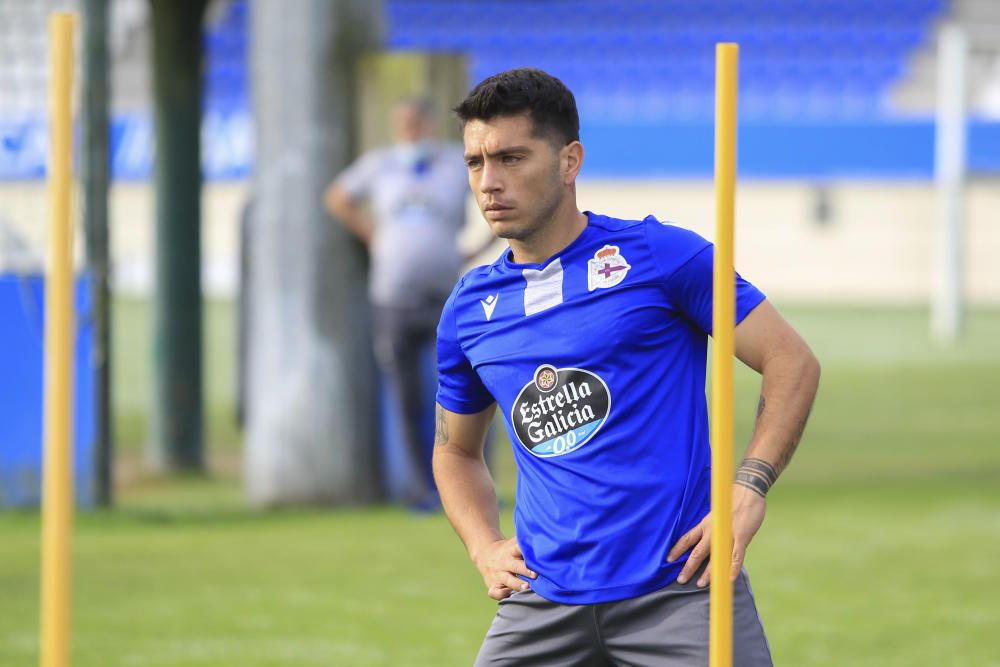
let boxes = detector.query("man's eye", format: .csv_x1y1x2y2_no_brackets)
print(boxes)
502,155,522,164
466,159,482,169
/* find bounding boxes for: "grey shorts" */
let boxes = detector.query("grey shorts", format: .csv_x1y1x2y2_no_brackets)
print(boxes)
474,568,773,667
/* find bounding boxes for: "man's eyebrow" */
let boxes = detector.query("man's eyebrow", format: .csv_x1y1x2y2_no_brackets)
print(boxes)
463,145,533,161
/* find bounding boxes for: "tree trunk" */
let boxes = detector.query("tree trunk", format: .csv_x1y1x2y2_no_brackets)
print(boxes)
149,0,207,471
82,0,113,503
246,0,383,505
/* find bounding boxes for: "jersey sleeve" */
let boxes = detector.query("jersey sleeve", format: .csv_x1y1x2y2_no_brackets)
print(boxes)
334,151,379,201
436,287,495,414
646,219,766,335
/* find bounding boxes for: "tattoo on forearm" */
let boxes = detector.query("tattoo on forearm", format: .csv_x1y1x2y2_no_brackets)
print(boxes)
735,472,769,498
750,394,766,440
434,405,449,447
736,457,778,497
741,458,777,485
776,406,812,473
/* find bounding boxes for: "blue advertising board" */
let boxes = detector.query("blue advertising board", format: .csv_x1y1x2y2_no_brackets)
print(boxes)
0,273,95,508
3,112,999,181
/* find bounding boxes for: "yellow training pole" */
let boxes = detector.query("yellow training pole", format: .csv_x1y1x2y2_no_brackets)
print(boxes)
40,12,76,667
710,42,738,667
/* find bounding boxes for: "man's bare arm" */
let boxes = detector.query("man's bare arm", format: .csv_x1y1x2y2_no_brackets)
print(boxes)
322,183,374,247
669,299,820,586
733,299,821,483
433,402,537,600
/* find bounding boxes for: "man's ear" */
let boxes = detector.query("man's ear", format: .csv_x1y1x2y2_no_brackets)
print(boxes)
561,141,584,185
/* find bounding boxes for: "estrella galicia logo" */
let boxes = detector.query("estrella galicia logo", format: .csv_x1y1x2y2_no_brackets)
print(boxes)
511,365,611,457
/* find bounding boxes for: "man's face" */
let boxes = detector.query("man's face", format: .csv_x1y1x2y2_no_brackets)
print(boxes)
462,114,565,243
393,104,431,144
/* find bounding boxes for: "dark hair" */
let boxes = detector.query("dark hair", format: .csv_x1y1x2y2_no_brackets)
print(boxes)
453,68,579,147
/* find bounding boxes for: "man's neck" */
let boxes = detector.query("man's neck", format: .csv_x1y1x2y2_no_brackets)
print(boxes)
508,205,589,266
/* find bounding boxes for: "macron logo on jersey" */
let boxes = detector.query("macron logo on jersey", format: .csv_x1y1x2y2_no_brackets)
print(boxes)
480,293,499,320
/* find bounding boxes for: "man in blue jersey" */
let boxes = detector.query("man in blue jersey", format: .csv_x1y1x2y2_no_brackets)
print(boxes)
433,68,820,666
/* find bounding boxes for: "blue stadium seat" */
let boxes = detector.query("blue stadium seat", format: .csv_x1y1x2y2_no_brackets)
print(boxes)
199,0,949,123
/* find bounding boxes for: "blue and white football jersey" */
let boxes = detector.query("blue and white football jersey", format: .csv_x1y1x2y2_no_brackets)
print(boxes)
436,211,766,604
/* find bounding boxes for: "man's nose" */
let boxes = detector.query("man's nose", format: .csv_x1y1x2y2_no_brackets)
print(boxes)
479,161,503,194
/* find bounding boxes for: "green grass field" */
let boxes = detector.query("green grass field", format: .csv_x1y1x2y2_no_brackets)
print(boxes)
1,302,999,666
113,298,241,459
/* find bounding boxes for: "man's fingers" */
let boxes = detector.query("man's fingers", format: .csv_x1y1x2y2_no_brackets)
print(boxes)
667,525,702,562
487,570,530,600
488,585,512,601
730,540,747,582
505,539,537,579
676,533,711,584
511,560,538,579
694,542,747,588
500,572,530,593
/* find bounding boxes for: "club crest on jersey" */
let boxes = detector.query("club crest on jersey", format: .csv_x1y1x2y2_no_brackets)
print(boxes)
587,245,631,291
511,364,611,458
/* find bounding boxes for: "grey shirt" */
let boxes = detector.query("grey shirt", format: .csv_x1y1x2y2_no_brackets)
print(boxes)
336,141,468,307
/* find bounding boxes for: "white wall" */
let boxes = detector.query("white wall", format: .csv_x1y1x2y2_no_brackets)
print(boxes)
2,178,998,303
576,179,1000,304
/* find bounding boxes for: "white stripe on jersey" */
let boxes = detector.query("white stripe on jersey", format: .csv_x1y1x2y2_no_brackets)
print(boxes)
523,259,564,316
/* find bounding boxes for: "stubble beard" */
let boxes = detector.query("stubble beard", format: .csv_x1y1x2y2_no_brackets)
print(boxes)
486,176,564,244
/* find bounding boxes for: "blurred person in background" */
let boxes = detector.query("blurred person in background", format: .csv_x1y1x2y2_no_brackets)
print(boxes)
324,98,468,511
433,68,820,666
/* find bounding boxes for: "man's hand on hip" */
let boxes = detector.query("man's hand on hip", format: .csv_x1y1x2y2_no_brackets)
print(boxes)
473,537,538,601
666,485,767,587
